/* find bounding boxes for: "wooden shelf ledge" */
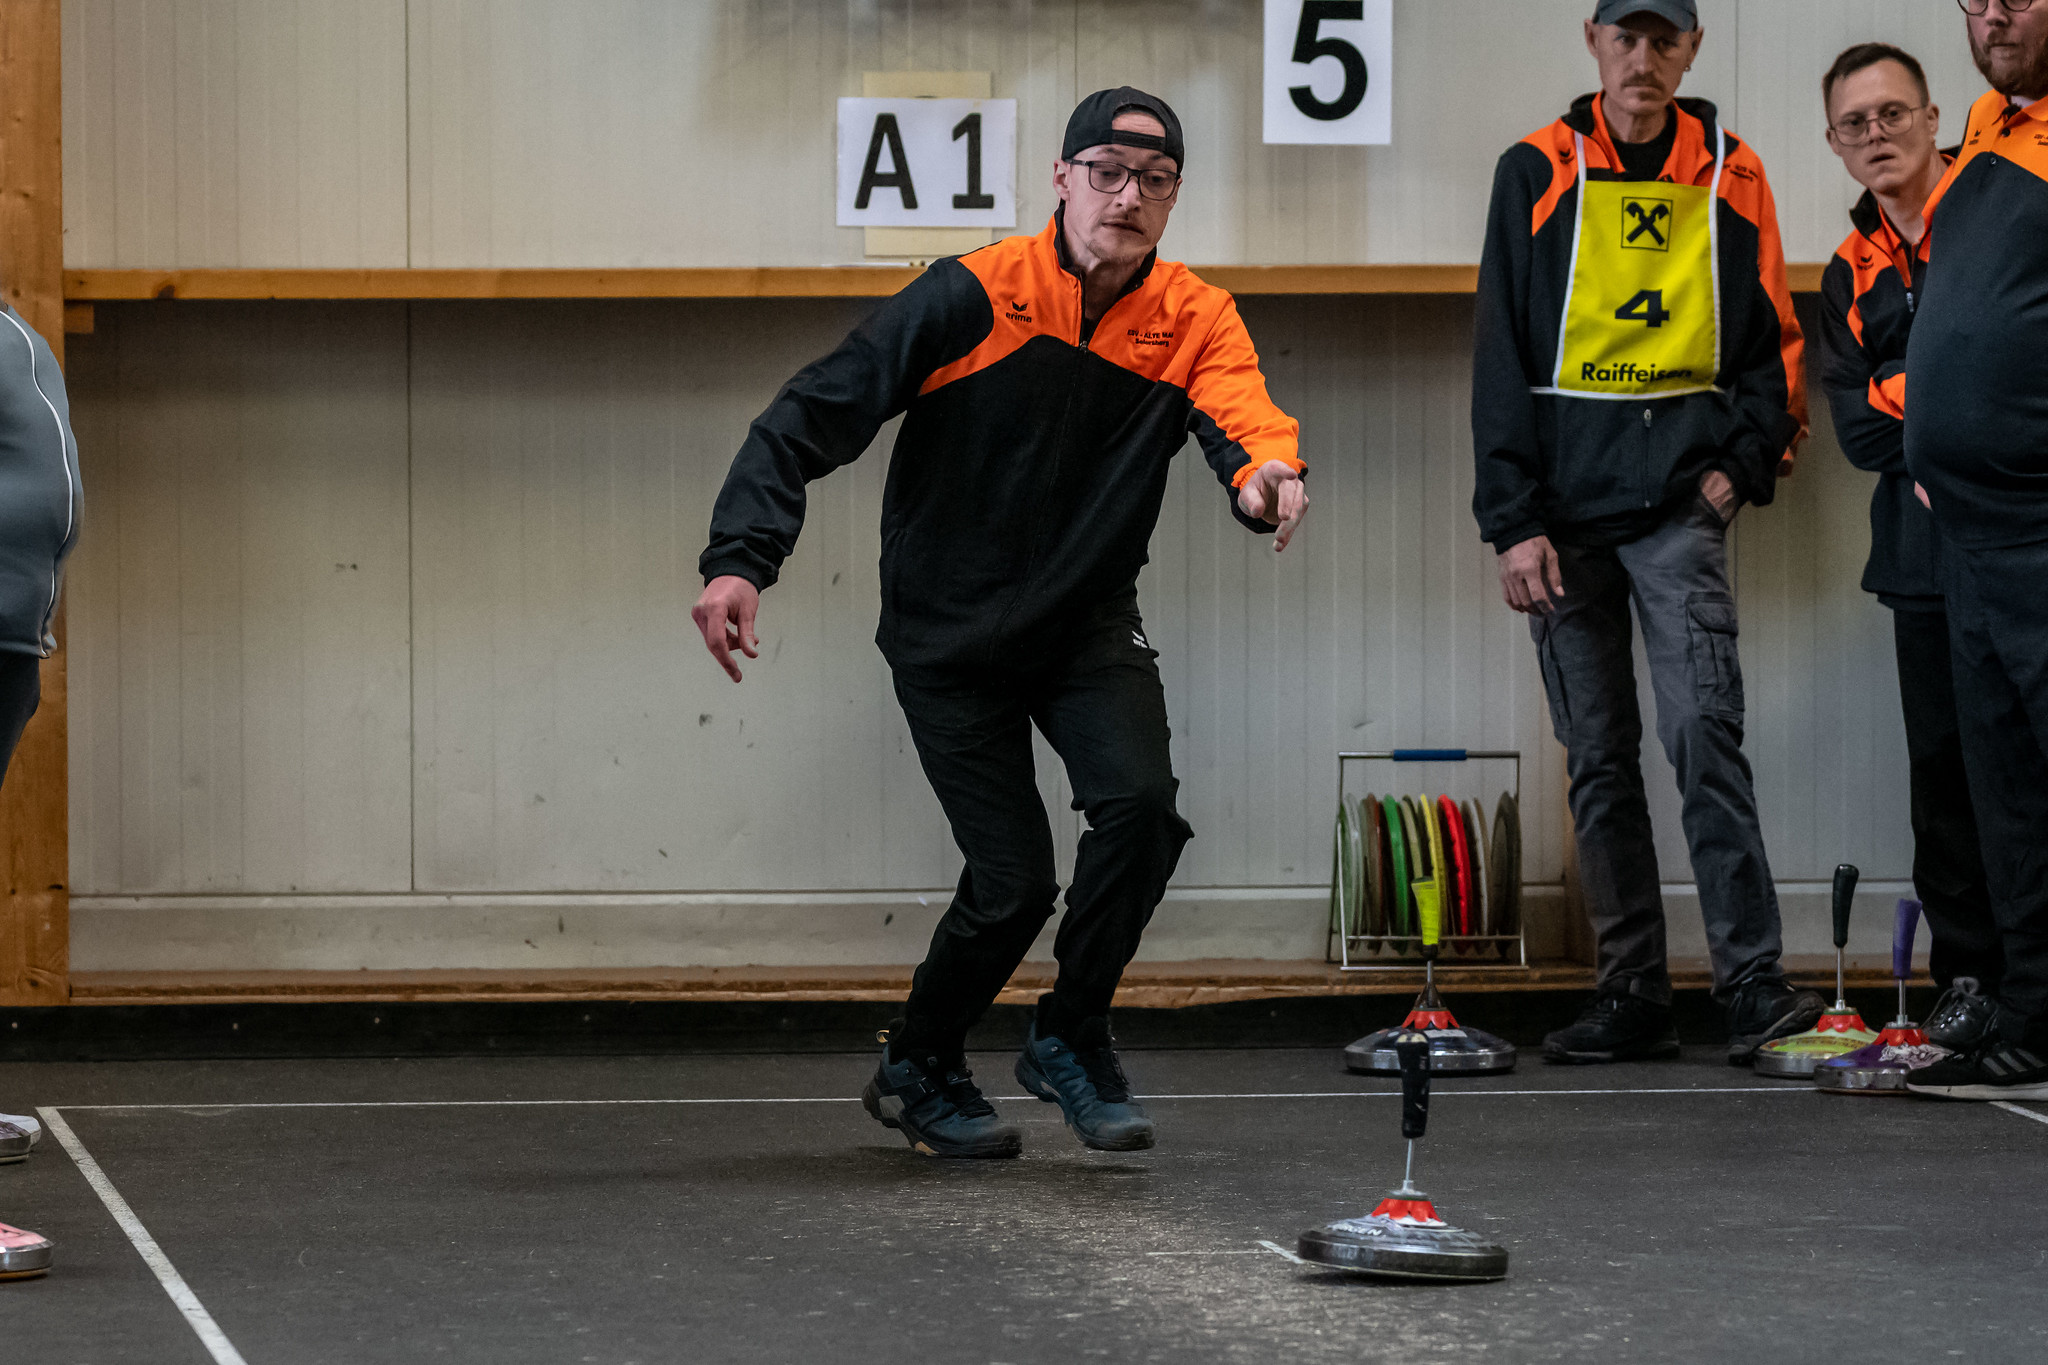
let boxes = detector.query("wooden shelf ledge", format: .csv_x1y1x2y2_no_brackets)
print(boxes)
62,263,1829,302
65,955,1925,1008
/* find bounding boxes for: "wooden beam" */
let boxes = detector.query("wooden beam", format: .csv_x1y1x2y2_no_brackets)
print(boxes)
0,0,66,1008
61,955,1927,1007
63,263,1836,302
1195,263,1478,294
63,267,929,302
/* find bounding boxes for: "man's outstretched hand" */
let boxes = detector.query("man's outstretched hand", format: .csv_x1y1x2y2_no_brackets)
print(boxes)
1238,460,1309,551
692,575,761,682
1498,535,1565,614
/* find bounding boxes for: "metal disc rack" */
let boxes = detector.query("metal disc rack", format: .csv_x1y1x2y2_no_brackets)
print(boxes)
1327,749,1526,971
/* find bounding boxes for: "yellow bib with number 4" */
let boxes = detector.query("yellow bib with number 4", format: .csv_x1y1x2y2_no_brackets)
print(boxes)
1541,129,1724,400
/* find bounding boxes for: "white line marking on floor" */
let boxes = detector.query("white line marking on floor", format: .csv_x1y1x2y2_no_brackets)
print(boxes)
36,1108,247,1365
1992,1100,2048,1128
54,1086,1806,1112
1144,1249,1265,1256
1256,1240,1310,1265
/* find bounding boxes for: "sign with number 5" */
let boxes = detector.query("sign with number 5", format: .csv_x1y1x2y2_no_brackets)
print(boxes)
1263,0,1392,145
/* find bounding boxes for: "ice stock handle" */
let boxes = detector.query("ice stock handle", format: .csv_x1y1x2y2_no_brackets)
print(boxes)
1894,899,1923,981
1395,1033,1431,1139
1415,880,1442,951
1831,864,1859,951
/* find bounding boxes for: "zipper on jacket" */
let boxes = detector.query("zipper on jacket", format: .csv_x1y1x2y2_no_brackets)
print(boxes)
984,267,1090,665
1641,406,1655,508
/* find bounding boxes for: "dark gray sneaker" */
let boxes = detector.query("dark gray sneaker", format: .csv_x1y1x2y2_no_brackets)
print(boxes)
1925,977,1999,1053
1726,975,1827,1065
1015,1019,1155,1151
1541,985,1680,1064
862,1045,1022,1159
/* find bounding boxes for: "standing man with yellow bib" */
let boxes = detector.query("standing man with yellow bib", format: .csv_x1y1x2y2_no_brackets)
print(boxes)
1473,0,1822,1065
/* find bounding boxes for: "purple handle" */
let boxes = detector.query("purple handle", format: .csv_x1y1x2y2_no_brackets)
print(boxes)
1893,899,1922,980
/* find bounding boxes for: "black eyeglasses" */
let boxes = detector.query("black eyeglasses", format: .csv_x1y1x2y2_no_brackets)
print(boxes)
1958,0,2036,14
1831,103,1925,145
1068,159,1181,201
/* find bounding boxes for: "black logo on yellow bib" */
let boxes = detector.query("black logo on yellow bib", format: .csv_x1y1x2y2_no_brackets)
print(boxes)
1581,361,1695,383
1621,197,1671,250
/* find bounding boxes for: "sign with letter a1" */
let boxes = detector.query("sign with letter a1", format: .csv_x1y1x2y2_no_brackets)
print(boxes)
1263,0,1392,145
837,98,1017,228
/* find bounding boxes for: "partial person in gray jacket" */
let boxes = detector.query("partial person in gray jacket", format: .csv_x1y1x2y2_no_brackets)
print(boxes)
0,300,80,1284
0,301,79,776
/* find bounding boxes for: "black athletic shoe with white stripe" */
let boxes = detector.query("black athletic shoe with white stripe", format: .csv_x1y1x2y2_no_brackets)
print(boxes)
1905,1040,2048,1101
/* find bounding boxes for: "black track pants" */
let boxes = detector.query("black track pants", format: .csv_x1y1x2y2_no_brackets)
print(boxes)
1891,607,2000,990
0,651,39,787
891,601,1192,1056
1943,540,2048,1047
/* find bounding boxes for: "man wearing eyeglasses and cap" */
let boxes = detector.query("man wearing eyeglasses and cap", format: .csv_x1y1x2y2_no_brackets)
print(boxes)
694,89,1305,1156
1896,0,2048,1102
1472,0,1819,1066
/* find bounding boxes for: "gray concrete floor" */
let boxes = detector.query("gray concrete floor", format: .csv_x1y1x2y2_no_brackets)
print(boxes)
1,1047,2043,1364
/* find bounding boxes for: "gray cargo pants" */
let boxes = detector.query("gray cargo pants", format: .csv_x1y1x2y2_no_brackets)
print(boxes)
1530,496,1786,1004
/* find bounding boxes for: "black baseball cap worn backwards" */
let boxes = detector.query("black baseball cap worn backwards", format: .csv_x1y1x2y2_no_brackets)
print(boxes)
1063,87,1185,172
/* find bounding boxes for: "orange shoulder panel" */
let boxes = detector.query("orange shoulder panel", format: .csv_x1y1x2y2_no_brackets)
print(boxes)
1083,261,1229,389
1987,93,2048,183
1926,90,2013,224
1522,120,1580,236
918,224,1076,397
1716,134,1807,451
1834,227,1894,349
1869,371,1906,420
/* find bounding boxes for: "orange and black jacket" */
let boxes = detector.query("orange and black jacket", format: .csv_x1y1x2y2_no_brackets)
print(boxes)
1818,170,1949,606
699,213,1302,672
1471,95,1805,551
1905,92,2048,551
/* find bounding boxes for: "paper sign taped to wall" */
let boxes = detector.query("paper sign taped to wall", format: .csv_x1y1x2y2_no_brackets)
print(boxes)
1263,0,1393,145
837,98,1017,228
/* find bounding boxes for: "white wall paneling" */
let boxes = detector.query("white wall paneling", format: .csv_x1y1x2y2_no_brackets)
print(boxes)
64,1,1996,270
63,302,414,896
57,0,1937,968
64,293,1909,968
63,0,409,268
405,297,961,894
404,295,1555,898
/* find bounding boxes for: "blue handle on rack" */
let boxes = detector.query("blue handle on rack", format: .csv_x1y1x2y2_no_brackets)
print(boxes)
1391,749,1468,762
